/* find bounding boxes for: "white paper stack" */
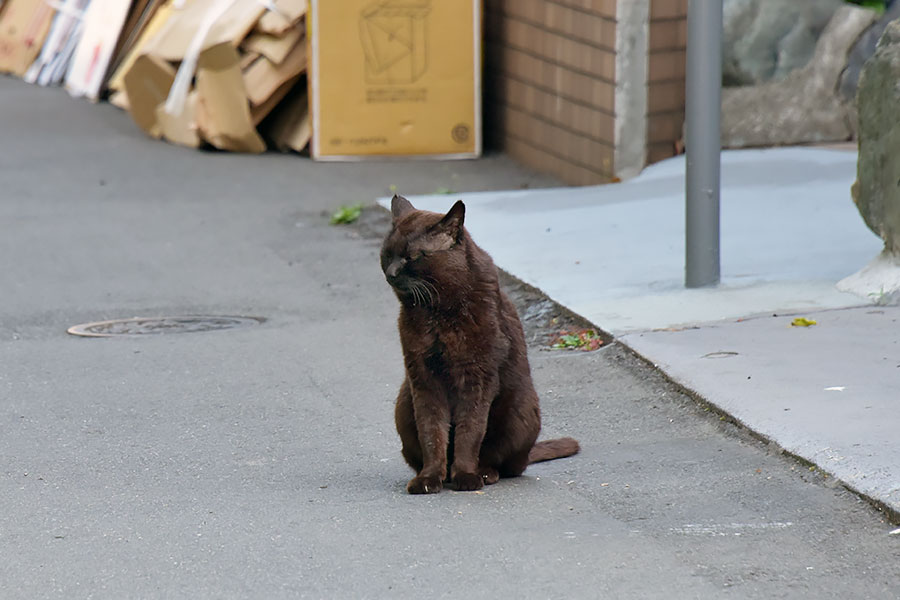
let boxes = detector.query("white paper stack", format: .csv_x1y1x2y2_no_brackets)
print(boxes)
23,0,91,86
65,0,135,100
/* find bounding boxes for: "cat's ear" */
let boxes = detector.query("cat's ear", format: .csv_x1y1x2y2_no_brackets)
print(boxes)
391,195,415,222
433,200,465,240
418,201,465,253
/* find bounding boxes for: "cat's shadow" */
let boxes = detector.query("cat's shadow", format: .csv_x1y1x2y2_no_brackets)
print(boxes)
389,474,541,497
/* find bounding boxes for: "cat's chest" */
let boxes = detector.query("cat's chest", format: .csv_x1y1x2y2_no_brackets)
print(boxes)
415,326,476,366
407,314,503,373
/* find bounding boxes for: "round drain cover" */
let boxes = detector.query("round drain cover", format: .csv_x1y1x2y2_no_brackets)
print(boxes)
67,316,264,337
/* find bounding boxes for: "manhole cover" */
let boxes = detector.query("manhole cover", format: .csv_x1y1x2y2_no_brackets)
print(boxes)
67,316,265,337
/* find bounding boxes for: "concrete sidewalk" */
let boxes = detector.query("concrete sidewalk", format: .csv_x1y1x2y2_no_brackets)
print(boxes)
386,147,900,519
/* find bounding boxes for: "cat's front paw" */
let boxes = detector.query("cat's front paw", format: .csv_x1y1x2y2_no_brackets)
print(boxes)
407,475,443,494
452,471,484,492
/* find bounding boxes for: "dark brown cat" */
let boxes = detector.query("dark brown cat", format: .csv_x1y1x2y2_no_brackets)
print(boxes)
381,195,579,494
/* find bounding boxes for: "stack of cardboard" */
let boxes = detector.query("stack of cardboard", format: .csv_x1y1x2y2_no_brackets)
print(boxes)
0,0,310,154
0,0,481,159
112,0,309,153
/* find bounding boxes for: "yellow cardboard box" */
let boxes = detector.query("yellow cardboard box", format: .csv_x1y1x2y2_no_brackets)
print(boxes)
309,0,481,160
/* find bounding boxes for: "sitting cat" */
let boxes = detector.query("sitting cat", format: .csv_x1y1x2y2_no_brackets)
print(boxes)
381,195,579,494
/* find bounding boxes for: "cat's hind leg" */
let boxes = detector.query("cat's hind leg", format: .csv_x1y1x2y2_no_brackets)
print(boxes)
478,466,500,485
479,383,539,481
498,450,530,479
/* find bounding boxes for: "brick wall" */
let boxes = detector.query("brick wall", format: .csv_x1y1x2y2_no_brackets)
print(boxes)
647,0,687,165
484,0,618,186
484,0,687,185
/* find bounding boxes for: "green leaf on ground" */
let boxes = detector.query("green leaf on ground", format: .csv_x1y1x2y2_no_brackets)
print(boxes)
330,203,363,225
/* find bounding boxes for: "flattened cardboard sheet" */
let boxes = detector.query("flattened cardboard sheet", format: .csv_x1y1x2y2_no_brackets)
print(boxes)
122,52,176,137
256,0,307,35
241,26,303,65
242,37,306,106
250,75,300,125
195,41,266,153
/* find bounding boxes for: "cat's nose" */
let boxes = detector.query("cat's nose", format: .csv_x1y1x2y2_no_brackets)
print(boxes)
385,261,403,279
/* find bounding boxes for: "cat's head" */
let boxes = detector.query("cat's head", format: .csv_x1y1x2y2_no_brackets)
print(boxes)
380,195,468,305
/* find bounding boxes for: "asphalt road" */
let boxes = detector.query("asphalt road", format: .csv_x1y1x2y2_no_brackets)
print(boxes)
2,78,899,599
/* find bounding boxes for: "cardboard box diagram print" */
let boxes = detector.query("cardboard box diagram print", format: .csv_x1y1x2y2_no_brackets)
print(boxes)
359,1,430,85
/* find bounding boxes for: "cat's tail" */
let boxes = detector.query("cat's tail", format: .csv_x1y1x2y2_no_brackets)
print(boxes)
528,437,580,464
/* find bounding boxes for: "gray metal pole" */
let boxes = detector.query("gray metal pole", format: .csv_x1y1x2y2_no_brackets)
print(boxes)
685,0,722,288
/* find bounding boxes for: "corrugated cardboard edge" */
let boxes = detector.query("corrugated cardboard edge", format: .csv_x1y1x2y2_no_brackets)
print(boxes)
241,25,303,65
242,37,306,106
256,0,307,35
308,0,482,161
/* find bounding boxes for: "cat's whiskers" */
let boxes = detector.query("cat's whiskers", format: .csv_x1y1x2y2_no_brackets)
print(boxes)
405,278,438,307
417,281,430,306
420,279,440,305
407,280,422,306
